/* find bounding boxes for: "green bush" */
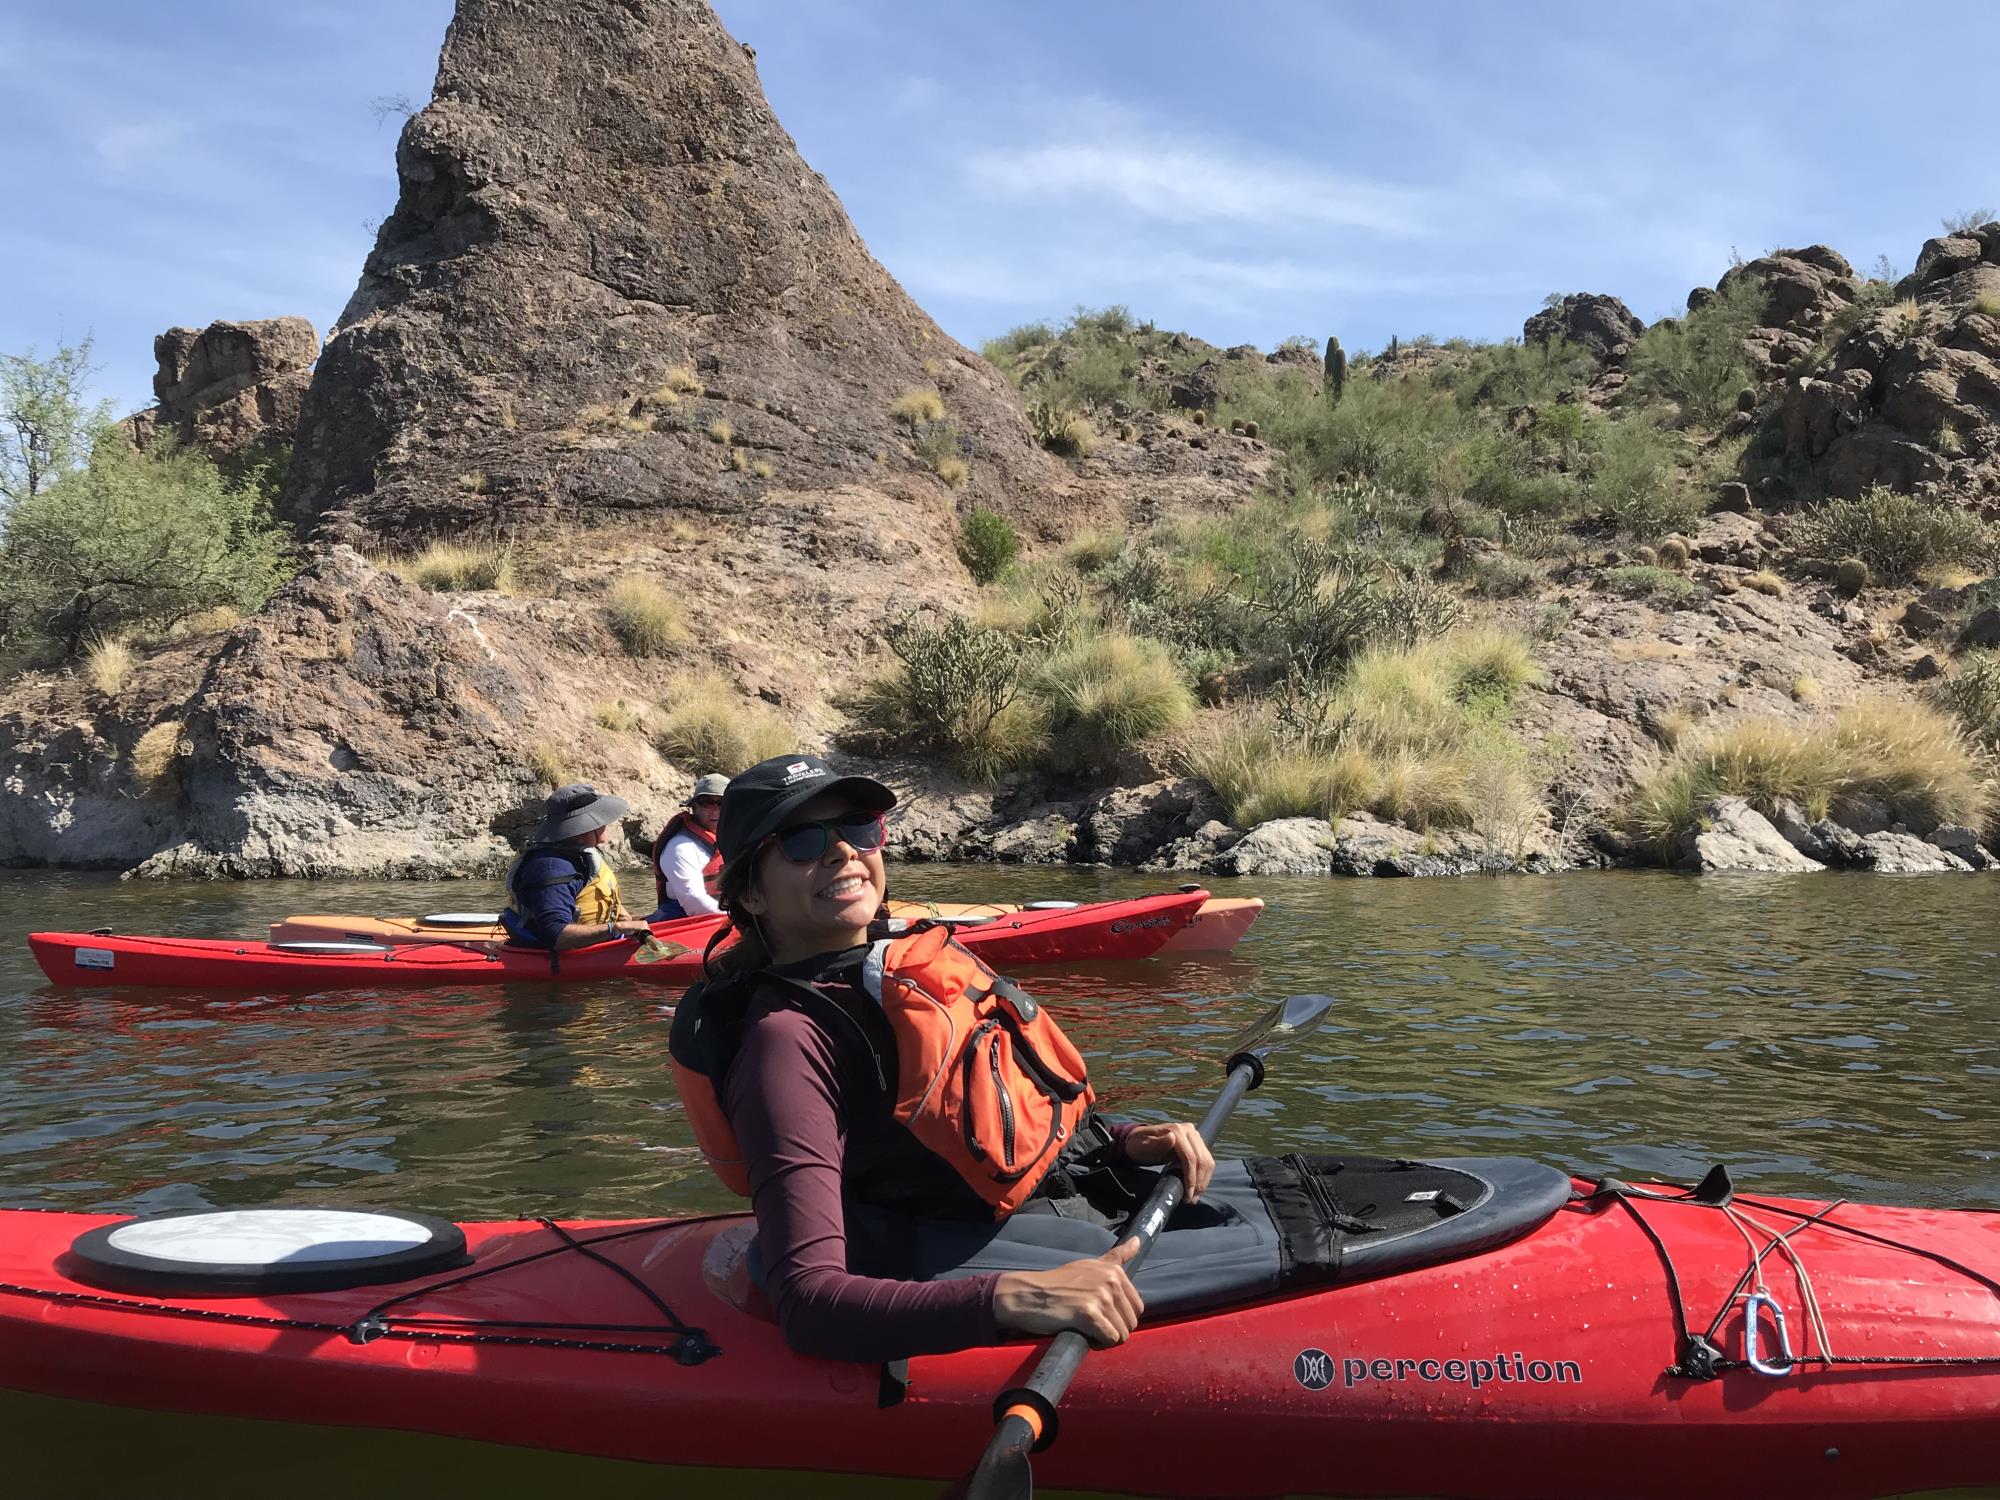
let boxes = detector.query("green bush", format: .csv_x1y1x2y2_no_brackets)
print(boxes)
1258,535,1459,680
1029,402,1096,458
0,428,289,654
957,507,1019,583
1795,488,1996,583
856,611,1041,781
1933,650,2000,754
1591,418,1696,537
1625,275,1764,426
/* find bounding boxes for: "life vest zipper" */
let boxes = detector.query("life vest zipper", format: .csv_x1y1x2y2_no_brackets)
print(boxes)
989,1029,1016,1169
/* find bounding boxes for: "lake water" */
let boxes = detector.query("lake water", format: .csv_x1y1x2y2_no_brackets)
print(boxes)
2,867,1995,1219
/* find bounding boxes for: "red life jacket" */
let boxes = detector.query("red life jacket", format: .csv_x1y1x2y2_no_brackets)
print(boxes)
651,811,722,910
668,924,1095,1219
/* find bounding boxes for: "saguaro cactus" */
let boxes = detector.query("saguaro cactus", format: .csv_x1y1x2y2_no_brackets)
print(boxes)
1323,335,1347,408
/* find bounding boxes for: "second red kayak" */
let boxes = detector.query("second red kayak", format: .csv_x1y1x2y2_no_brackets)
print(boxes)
28,889,1206,992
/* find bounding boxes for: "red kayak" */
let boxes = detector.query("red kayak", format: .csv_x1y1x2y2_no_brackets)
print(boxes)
27,889,1206,992
2,1159,1996,1497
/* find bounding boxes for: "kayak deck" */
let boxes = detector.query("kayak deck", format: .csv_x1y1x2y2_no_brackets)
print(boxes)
2,1176,1996,1497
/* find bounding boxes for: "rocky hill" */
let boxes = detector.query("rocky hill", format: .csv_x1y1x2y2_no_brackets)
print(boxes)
0,0,1995,880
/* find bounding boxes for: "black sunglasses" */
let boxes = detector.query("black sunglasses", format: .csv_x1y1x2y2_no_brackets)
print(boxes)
765,813,888,864
691,796,724,808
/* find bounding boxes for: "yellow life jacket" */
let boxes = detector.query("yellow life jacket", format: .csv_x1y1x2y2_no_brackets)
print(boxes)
668,924,1095,1218
505,844,622,929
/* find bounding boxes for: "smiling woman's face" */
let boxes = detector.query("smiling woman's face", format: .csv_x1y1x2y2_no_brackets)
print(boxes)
738,790,886,962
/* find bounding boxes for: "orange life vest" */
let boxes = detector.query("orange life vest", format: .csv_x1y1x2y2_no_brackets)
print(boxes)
668,924,1096,1219
651,811,722,911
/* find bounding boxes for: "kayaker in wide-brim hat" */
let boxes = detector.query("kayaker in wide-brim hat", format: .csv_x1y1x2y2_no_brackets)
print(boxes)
665,753,1214,1362
500,783,653,952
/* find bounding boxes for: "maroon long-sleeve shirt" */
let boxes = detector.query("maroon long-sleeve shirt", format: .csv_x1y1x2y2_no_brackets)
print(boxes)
719,971,1132,1364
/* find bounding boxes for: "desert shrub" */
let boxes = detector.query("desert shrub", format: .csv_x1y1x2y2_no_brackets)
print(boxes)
1933,650,2000,753
84,634,133,696
1795,488,1996,583
890,388,946,425
1254,535,1459,681
957,508,1019,583
395,540,514,593
1468,553,1542,598
856,611,1040,781
1060,530,1126,575
913,422,968,488
1450,338,1598,409
1626,275,1764,426
652,674,795,775
1591,418,1696,537
1032,631,1193,769
1604,566,1702,605
605,577,688,656
0,429,290,654
1943,208,1996,235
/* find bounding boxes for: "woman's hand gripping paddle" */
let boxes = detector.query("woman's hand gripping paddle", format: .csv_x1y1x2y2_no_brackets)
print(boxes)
955,991,1336,1500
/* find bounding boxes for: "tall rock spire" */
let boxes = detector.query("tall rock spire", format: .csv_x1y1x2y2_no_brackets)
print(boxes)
282,0,1059,538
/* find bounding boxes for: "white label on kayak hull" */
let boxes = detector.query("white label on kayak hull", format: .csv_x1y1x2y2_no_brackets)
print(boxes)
106,1209,434,1266
75,948,115,970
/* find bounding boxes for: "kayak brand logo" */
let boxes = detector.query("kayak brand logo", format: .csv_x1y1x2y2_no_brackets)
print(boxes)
1310,1352,1584,1391
1108,915,1172,934
1293,1348,1335,1390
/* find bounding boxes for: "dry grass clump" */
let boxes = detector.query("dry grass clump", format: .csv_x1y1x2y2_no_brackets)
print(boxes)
527,742,570,789
1624,697,1992,852
652,674,795,775
84,635,134,696
604,579,688,657
727,447,749,473
706,419,733,445
1791,674,1822,705
593,700,645,733
393,541,514,593
931,454,969,489
1974,290,2000,318
1034,631,1194,770
131,720,184,794
1184,629,1547,841
655,365,703,401
890,387,947,425
751,459,774,481
1743,570,1787,597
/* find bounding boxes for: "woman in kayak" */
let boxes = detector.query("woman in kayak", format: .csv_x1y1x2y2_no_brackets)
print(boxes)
669,754,1212,1363
500,783,655,951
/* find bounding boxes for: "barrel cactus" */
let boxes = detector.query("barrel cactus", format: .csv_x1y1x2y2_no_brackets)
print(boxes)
1323,335,1348,408
1835,557,1870,596
1657,538,1690,571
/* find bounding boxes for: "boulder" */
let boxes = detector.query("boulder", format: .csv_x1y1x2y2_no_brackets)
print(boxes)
1523,294,1644,362
1850,831,1973,873
1143,819,1243,874
1960,606,2000,650
1216,817,1336,876
1169,360,1221,412
1071,778,1222,866
1672,796,1825,873
126,317,318,462
1927,824,1994,869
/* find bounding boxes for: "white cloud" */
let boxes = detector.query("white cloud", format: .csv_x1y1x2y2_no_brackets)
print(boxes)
967,137,1433,236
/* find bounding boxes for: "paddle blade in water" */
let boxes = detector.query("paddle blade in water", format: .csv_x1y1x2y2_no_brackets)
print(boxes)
633,937,691,965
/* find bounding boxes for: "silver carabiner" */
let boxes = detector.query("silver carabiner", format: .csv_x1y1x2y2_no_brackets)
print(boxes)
1742,1291,1795,1376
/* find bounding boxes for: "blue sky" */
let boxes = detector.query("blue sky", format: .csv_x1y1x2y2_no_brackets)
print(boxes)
5,1,1997,416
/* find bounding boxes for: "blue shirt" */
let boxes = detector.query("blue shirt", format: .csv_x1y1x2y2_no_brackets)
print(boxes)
500,849,590,949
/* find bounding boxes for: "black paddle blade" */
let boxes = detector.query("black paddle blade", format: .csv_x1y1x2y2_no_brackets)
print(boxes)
952,1413,1037,1500
1222,992,1335,1074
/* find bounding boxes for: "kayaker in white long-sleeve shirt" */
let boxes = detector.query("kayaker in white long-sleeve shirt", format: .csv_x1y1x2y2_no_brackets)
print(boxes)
648,774,728,920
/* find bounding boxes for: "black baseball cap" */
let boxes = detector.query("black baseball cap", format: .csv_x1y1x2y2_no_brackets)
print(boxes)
716,754,896,870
